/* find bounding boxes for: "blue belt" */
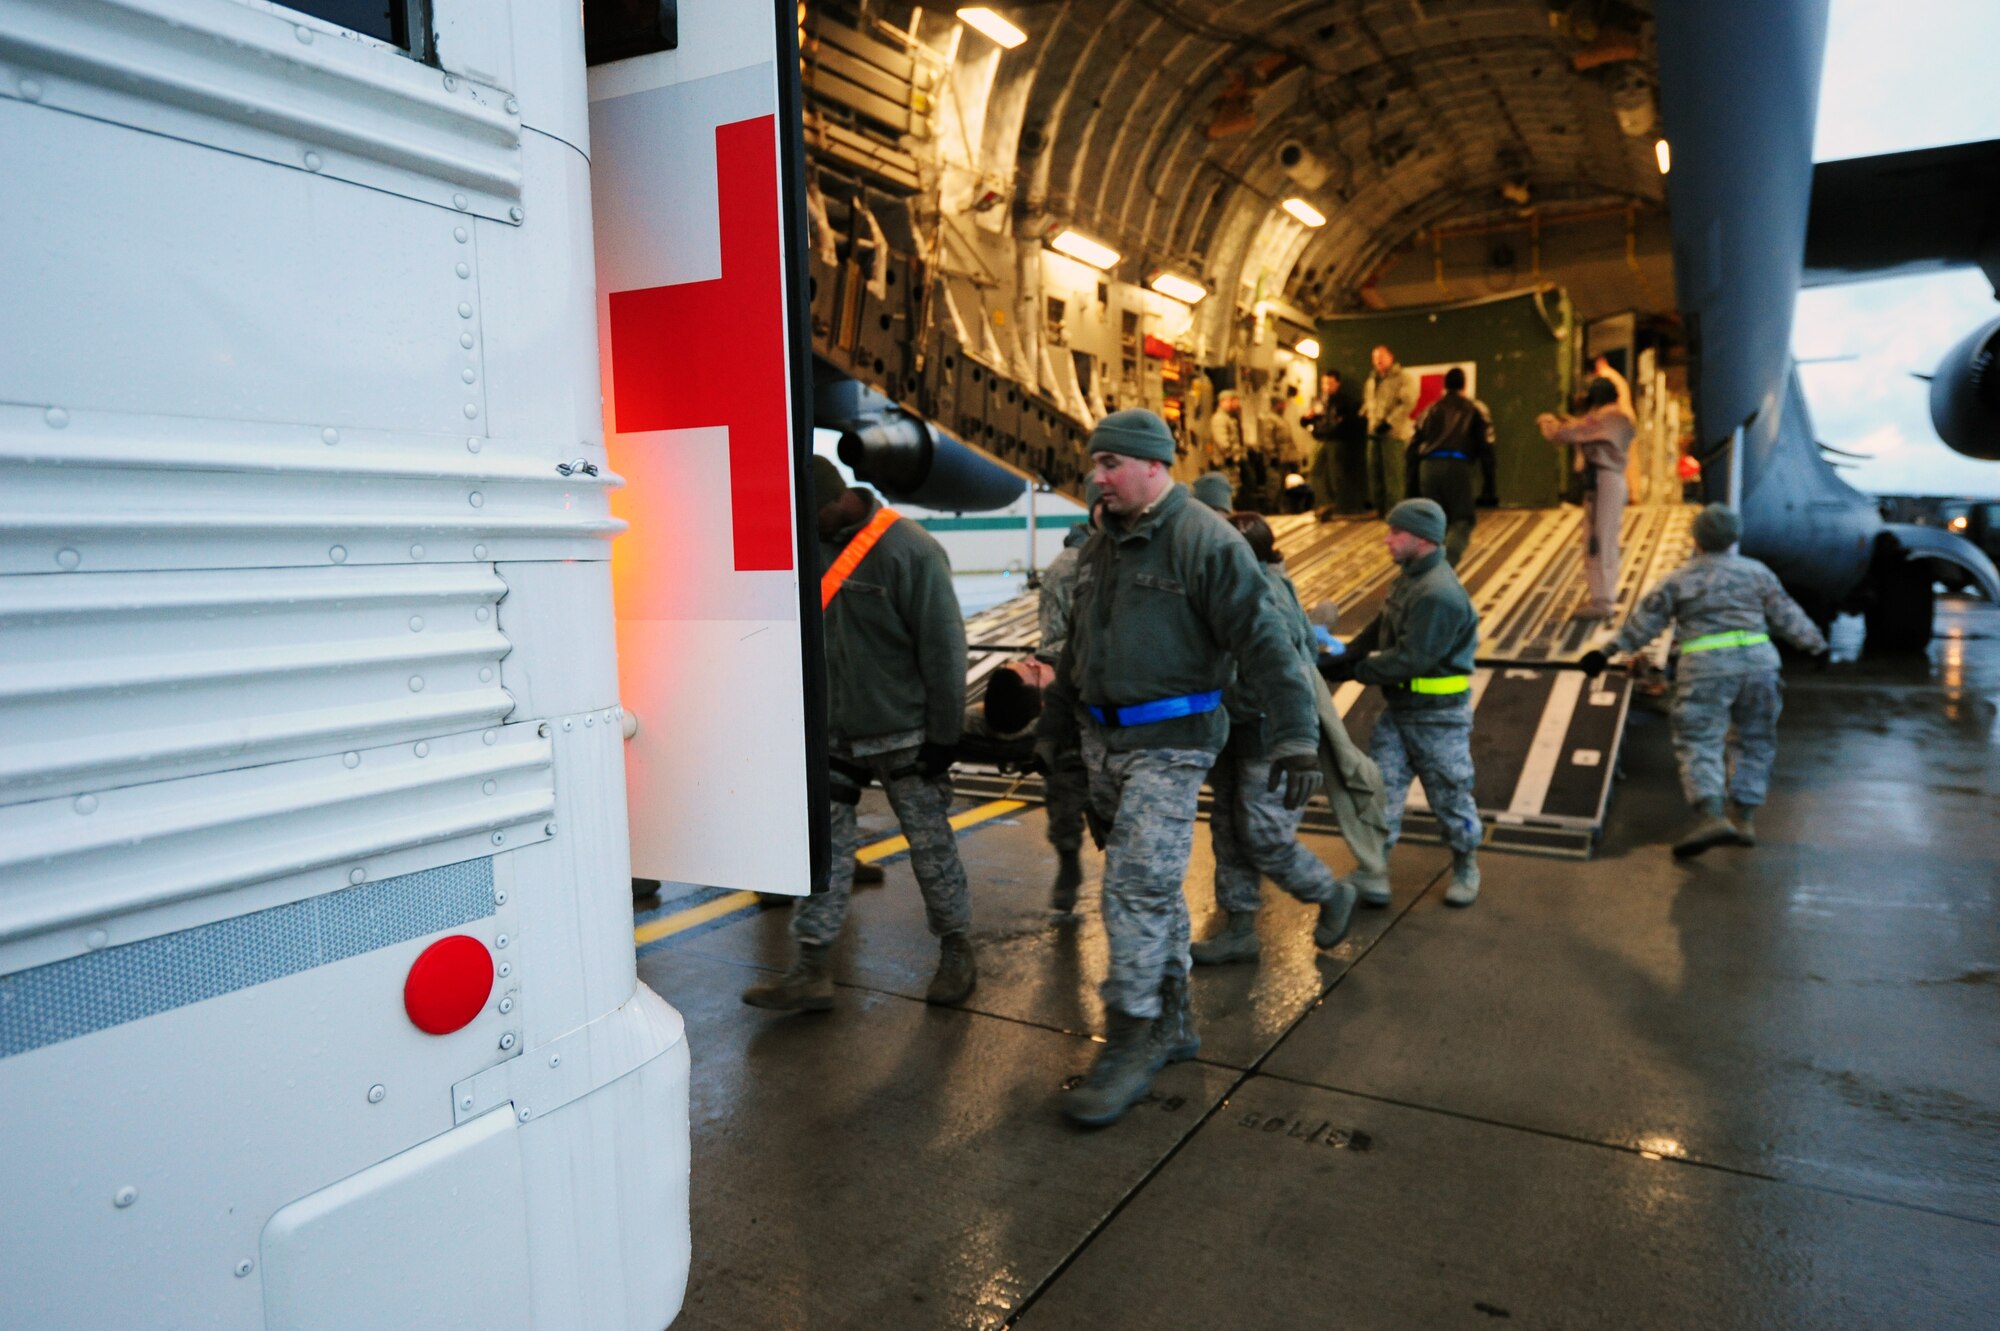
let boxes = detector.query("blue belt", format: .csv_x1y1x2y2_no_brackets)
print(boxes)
1421,450,1472,463
1087,690,1223,728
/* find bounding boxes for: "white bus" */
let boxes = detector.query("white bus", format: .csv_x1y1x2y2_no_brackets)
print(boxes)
0,1,825,1325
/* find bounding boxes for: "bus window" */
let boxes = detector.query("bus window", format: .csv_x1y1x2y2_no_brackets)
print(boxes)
279,1,428,57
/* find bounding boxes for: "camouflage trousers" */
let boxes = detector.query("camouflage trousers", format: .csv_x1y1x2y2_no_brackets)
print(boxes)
1671,670,1782,807
1082,726,1214,1020
791,746,970,947
1208,753,1342,915
1372,698,1483,855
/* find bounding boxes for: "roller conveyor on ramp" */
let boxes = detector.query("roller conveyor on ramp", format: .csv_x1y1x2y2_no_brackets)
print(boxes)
960,503,1698,858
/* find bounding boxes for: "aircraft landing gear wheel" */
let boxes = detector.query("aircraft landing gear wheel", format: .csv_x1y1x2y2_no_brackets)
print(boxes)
1865,561,1936,655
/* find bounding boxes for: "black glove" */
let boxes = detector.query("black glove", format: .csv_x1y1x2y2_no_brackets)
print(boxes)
1579,649,1609,678
1317,652,1359,684
918,742,956,779
1267,754,1324,811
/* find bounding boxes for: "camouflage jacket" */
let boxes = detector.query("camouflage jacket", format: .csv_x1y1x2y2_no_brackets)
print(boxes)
821,491,966,753
1223,562,1319,757
1042,483,1316,757
1034,523,1090,665
1612,552,1827,680
1354,547,1480,709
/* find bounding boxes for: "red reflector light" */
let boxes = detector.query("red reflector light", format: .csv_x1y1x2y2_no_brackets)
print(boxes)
403,935,495,1035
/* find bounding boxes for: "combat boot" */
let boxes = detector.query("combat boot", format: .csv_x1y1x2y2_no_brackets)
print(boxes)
1674,798,1739,858
1443,853,1481,907
853,859,885,887
1730,804,1758,847
741,943,834,1012
925,931,977,1005
1356,875,1393,908
1314,880,1359,946
1064,1011,1158,1126
1050,851,1083,913
1190,910,1260,965
1149,974,1200,1068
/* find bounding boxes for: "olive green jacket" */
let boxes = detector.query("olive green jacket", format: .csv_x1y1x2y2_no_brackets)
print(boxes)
821,492,966,752
1042,484,1316,756
1353,547,1479,710
1223,563,1318,757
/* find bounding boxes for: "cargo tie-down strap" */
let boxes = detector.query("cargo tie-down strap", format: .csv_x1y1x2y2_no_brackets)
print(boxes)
1087,691,1224,728
820,507,902,609
1402,675,1472,695
1680,630,1770,654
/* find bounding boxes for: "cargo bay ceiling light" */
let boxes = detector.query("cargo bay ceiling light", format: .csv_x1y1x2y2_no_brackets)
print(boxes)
956,8,1028,48
1148,270,1208,304
1281,197,1327,227
1655,138,1671,174
1295,337,1322,360
1049,227,1121,270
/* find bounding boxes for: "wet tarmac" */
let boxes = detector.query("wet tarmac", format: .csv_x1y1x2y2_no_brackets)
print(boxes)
638,599,2000,1330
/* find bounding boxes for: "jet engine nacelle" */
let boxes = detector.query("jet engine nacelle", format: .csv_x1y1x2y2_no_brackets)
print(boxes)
1929,315,2000,462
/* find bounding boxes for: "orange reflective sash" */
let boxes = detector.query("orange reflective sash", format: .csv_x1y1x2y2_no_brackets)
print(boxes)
820,507,902,609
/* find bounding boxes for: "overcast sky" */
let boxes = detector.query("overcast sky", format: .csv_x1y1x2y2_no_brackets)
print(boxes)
1795,0,2000,497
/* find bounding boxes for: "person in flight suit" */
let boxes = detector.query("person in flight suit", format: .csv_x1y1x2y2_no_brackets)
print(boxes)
1538,360,1636,620
1035,500,1099,912
1363,346,1418,515
1405,366,1496,566
1039,410,1322,1126
1191,511,1380,966
1321,499,1484,907
743,458,976,1013
1582,503,1828,857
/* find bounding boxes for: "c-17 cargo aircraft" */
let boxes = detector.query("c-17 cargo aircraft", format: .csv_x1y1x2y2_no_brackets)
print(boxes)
803,0,1999,652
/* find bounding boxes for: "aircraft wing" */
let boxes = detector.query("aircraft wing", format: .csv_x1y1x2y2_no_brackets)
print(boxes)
1803,139,2000,289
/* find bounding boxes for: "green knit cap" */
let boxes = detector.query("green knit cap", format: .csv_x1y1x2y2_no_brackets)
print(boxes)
1692,503,1742,552
1386,498,1447,545
811,455,848,510
1192,471,1235,511
1088,409,1177,463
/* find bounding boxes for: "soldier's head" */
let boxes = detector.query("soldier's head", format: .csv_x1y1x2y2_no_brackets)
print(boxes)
1192,471,1235,512
812,455,869,539
1227,511,1280,564
1371,345,1395,374
1384,499,1447,564
1692,503,1743,552
1087,409,1178,514
983,660,1049,734
1322,371,1340,395
1444,367,1466,395
1220,392,1242,415
1584,376,1620,410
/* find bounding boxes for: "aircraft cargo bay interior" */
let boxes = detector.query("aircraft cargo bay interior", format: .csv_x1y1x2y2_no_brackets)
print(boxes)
2,1,1996,1329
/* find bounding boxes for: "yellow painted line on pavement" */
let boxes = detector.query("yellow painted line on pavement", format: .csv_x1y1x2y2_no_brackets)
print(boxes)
632,798,1028,947
858,797,1026,863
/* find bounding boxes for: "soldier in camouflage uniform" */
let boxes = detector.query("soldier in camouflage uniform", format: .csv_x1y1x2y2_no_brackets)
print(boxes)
1583,503,1827,856
1324,499,1484,906
1040,410,1322,1126
1192,512,1368,966
1037,507,1096,911
744,459,976,1014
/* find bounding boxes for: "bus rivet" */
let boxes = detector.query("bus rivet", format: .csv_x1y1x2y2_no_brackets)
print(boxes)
235,1260,254,1278
367,1084,385,1104
505,97,520,114
114,1187,137,1208
509,206,524,223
